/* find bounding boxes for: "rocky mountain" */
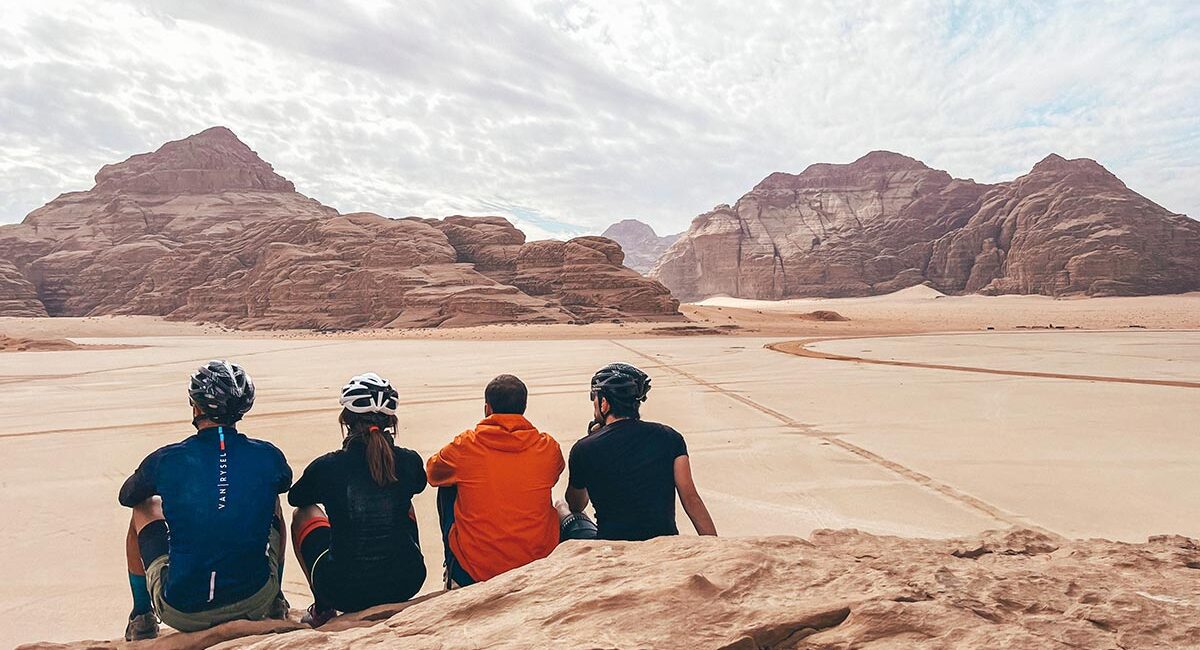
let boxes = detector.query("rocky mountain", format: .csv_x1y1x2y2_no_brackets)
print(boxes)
20,528,1200,649
600,219,680,273
0,127,679,329
651,151,1200,301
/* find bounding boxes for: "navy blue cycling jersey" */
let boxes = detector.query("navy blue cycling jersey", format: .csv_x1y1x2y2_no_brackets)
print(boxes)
119,426,292,612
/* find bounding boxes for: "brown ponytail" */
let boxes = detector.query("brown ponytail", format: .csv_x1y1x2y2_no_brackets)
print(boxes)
339,409,398,486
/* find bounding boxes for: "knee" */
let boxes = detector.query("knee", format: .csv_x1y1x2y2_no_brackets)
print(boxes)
131,496,164,530
290,504,326,534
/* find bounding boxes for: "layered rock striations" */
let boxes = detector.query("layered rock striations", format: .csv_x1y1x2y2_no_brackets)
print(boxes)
0,128,679,328
20,529,1200,649
600,218,681,273
0,260,47,317
652,151,1200,300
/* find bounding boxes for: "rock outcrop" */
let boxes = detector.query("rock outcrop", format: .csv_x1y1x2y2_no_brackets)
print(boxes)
0,127,680,328
20,529,1200,649
0,335,81,352
652,151,1200,300
601,219,681,273
0,260,47,317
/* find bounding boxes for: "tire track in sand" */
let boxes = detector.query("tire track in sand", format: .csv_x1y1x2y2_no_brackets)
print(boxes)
609,339,1055,534
767,338,1200,389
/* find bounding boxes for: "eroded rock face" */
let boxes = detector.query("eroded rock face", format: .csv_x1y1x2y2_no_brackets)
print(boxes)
652,151,1200,300
0,128,679,328
92,126,296,195
22,529,1200,649
0,261,46,317
601,219,681,273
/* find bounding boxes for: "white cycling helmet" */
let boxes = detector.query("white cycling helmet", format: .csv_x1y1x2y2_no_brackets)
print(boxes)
340,372,398,415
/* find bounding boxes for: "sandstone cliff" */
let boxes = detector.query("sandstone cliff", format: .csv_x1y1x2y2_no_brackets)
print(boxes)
19,529,1200,649
600,219,681,273
0,128,679,328
652,151,1200,300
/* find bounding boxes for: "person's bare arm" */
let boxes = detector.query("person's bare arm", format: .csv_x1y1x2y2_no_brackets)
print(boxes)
566,485,590,514
674,456,717,536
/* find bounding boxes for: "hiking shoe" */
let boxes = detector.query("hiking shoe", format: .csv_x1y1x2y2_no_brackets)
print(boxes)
301,602,337,628
124,611,159,641
268,592,291,620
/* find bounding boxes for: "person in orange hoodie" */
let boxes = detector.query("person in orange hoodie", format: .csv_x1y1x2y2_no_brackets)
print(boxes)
426,374,570,588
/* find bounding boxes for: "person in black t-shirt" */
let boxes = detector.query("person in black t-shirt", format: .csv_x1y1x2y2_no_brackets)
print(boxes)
565,363,717,541
288,373,427,628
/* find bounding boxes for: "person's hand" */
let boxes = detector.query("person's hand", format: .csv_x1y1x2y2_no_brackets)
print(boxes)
587,419,603,434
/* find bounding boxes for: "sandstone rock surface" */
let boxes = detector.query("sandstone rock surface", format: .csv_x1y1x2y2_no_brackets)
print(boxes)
0,260,47,317
0,128,679,328
601,218,681,273
20,529,1200,649
652,151,1200,300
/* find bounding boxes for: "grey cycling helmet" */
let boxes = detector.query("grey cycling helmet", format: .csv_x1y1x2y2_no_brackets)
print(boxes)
189,360,255,424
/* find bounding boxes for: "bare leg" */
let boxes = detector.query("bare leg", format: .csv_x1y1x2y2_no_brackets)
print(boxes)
126,496,165,573
131,496,165,533
125,520,144,576
275,498,287,579
125,497,164,636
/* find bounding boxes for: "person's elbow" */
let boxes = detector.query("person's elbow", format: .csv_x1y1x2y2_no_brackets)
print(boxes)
425,455,456,487
565,486,589,512
425,465,456,487
117,479,142,508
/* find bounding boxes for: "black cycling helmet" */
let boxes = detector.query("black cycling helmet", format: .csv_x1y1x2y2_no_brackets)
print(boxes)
340,372,399,415
188,360,255,424
590,362,651,406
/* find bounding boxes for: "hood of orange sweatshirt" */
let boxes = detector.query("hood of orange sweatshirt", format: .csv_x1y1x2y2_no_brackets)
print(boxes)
470,413,549,452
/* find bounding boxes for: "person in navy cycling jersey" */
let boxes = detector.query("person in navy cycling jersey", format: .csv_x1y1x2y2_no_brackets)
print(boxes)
119,360,293,641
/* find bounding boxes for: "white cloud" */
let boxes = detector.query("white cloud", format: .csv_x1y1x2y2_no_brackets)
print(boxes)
0,0,1196,237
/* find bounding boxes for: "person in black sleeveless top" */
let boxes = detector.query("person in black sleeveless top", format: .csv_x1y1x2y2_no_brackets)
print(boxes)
288,373,427,627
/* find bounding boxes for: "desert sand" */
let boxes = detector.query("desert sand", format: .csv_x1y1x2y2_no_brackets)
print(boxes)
2,292,1199,647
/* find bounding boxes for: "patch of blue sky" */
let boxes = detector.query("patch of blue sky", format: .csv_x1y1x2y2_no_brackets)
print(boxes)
1014,90,1102,129
474,199,588,240
938,1,1043,63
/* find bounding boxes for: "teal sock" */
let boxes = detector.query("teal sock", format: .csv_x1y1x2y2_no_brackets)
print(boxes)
129,572,152,616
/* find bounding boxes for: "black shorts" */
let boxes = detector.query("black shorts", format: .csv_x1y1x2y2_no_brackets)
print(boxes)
297,520,425,613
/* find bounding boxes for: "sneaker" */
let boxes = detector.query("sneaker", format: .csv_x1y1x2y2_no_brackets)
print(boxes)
301,602,337,628
124,610,159,641
268,593,291,620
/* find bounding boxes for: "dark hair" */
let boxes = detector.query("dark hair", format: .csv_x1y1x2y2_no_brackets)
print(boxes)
485,374,528,415
601,393,641,419
339,409,397,486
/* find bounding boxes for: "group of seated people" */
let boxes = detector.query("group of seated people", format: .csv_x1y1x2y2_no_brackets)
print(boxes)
120,359,718,640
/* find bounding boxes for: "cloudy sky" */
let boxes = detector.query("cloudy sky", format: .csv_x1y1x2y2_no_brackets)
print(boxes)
1,0,1197,239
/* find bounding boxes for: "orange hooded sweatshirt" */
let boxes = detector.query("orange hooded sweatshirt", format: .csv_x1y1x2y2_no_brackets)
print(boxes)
426,414,565,582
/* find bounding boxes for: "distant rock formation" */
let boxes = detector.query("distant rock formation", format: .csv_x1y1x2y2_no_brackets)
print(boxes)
0,127,679,328
601,219,680,273
0,260,46,317
20,529,1200,649
652,151,1200,300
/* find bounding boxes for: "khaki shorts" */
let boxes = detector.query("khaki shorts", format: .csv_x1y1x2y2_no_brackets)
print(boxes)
145,526,282,633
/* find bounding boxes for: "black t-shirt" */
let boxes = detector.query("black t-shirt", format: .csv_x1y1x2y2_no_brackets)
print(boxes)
288,441,427,578
568,419,688,541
